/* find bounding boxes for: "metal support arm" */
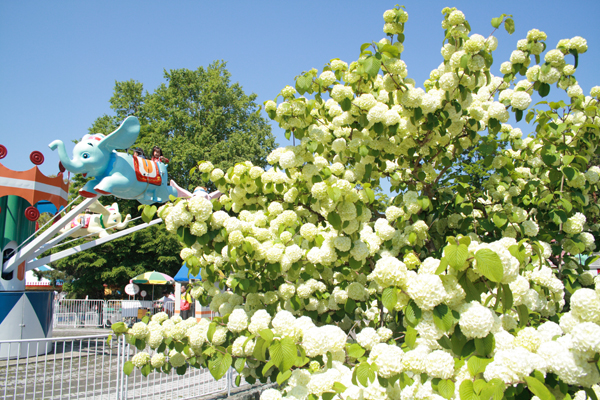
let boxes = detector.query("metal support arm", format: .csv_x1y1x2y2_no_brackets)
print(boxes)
26,218,163,270
2,197,98,274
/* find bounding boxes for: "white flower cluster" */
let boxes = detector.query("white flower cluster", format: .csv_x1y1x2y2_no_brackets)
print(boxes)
122,6,600,400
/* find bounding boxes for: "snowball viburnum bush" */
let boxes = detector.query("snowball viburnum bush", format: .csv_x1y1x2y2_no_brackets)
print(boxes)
117,6,600,400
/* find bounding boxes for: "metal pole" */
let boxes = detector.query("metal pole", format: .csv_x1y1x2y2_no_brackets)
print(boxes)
115,335,122,400
227,368,232,397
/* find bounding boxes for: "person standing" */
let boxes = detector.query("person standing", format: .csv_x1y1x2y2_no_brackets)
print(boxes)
180,285,192,320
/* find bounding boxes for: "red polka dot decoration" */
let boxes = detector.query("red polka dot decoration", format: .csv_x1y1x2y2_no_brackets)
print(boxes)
0,145,6,159
30,151,44,165
24,206,40,221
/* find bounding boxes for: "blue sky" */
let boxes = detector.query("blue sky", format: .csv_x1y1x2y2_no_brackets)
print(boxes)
1,1,599,180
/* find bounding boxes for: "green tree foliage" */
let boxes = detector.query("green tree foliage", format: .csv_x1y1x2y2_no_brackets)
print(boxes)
45,61,277,298
90,60,277,191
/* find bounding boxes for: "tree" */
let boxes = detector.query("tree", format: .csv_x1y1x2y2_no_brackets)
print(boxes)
91,61,277,191
115,6,600,400
45,61,277,298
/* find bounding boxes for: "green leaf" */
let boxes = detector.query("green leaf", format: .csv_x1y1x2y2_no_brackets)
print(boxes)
340,98,352,111
234,357,246,373
492,213,508,229
474,333,495,357
474,249,504,282
538,83,550,97
347,343,366,359
269,337,297,372
140,363,152,376
111,322,128,334
570,48,579,69
363,56,382,77
438,379,455,400
481,379,506,400
177,227,197,248
432,304,458,332
207,322,216,343
404,326,417,349
460,54,469,69
459,380,479,400
353,362,375,387
253,337,267,361
524,376,555,400
515,109,523,122
208,353,232,381
444,244,469,270
259,329,274,344
404,301,422,327
414,107,423,120
345,298,356,314
563,166,576,181
504,18,515,34
382,288,398,312
333,382,347,393
123,360,134,376
473,379,486,395
364,187,375,203
517,304,529,327
435,258,449,275
501,284,513,312
468,356,492,376
491,17,502,28
135,339,146,351
277,370,292,385
295,346,310,368
450,325,468,355
327,212,342,231
508,245,526,265
585,388,599,400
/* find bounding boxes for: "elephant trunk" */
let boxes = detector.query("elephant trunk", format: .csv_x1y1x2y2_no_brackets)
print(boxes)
115,214,132,230
48,140,85,173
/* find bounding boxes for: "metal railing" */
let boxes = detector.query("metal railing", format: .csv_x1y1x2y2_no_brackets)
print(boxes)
53,300,179,329
121,337,244,400
52,300,105,328
0,333,248,399
1,334,122,399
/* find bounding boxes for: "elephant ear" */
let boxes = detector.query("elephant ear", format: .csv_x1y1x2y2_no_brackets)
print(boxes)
98,116,140,152
87,200,109,215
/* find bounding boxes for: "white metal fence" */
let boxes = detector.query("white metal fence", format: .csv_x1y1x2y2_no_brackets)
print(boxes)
0,333,247,399
53,300,177,329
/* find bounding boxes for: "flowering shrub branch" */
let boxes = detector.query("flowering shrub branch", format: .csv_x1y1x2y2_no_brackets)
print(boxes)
123,5,600,400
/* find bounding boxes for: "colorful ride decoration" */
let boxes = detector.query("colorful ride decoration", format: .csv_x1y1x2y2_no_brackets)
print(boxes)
59,200,132,239
49,116,192,205
0,147,69,353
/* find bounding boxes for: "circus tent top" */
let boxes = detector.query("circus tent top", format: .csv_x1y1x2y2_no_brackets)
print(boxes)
0,145,69,215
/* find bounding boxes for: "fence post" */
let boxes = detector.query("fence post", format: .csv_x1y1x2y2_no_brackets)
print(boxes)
116,335,123,400
227,368,232,397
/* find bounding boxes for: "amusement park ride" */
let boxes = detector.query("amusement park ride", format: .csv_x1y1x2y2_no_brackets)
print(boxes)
0,116,197,357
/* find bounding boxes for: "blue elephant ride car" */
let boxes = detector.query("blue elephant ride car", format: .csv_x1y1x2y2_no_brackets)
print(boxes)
49,117,191,205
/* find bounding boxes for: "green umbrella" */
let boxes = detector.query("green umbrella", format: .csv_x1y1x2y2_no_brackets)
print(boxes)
132,271,174,284
131,271,174,301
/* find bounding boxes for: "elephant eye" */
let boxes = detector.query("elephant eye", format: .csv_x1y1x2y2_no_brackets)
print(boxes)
82,153,90,159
